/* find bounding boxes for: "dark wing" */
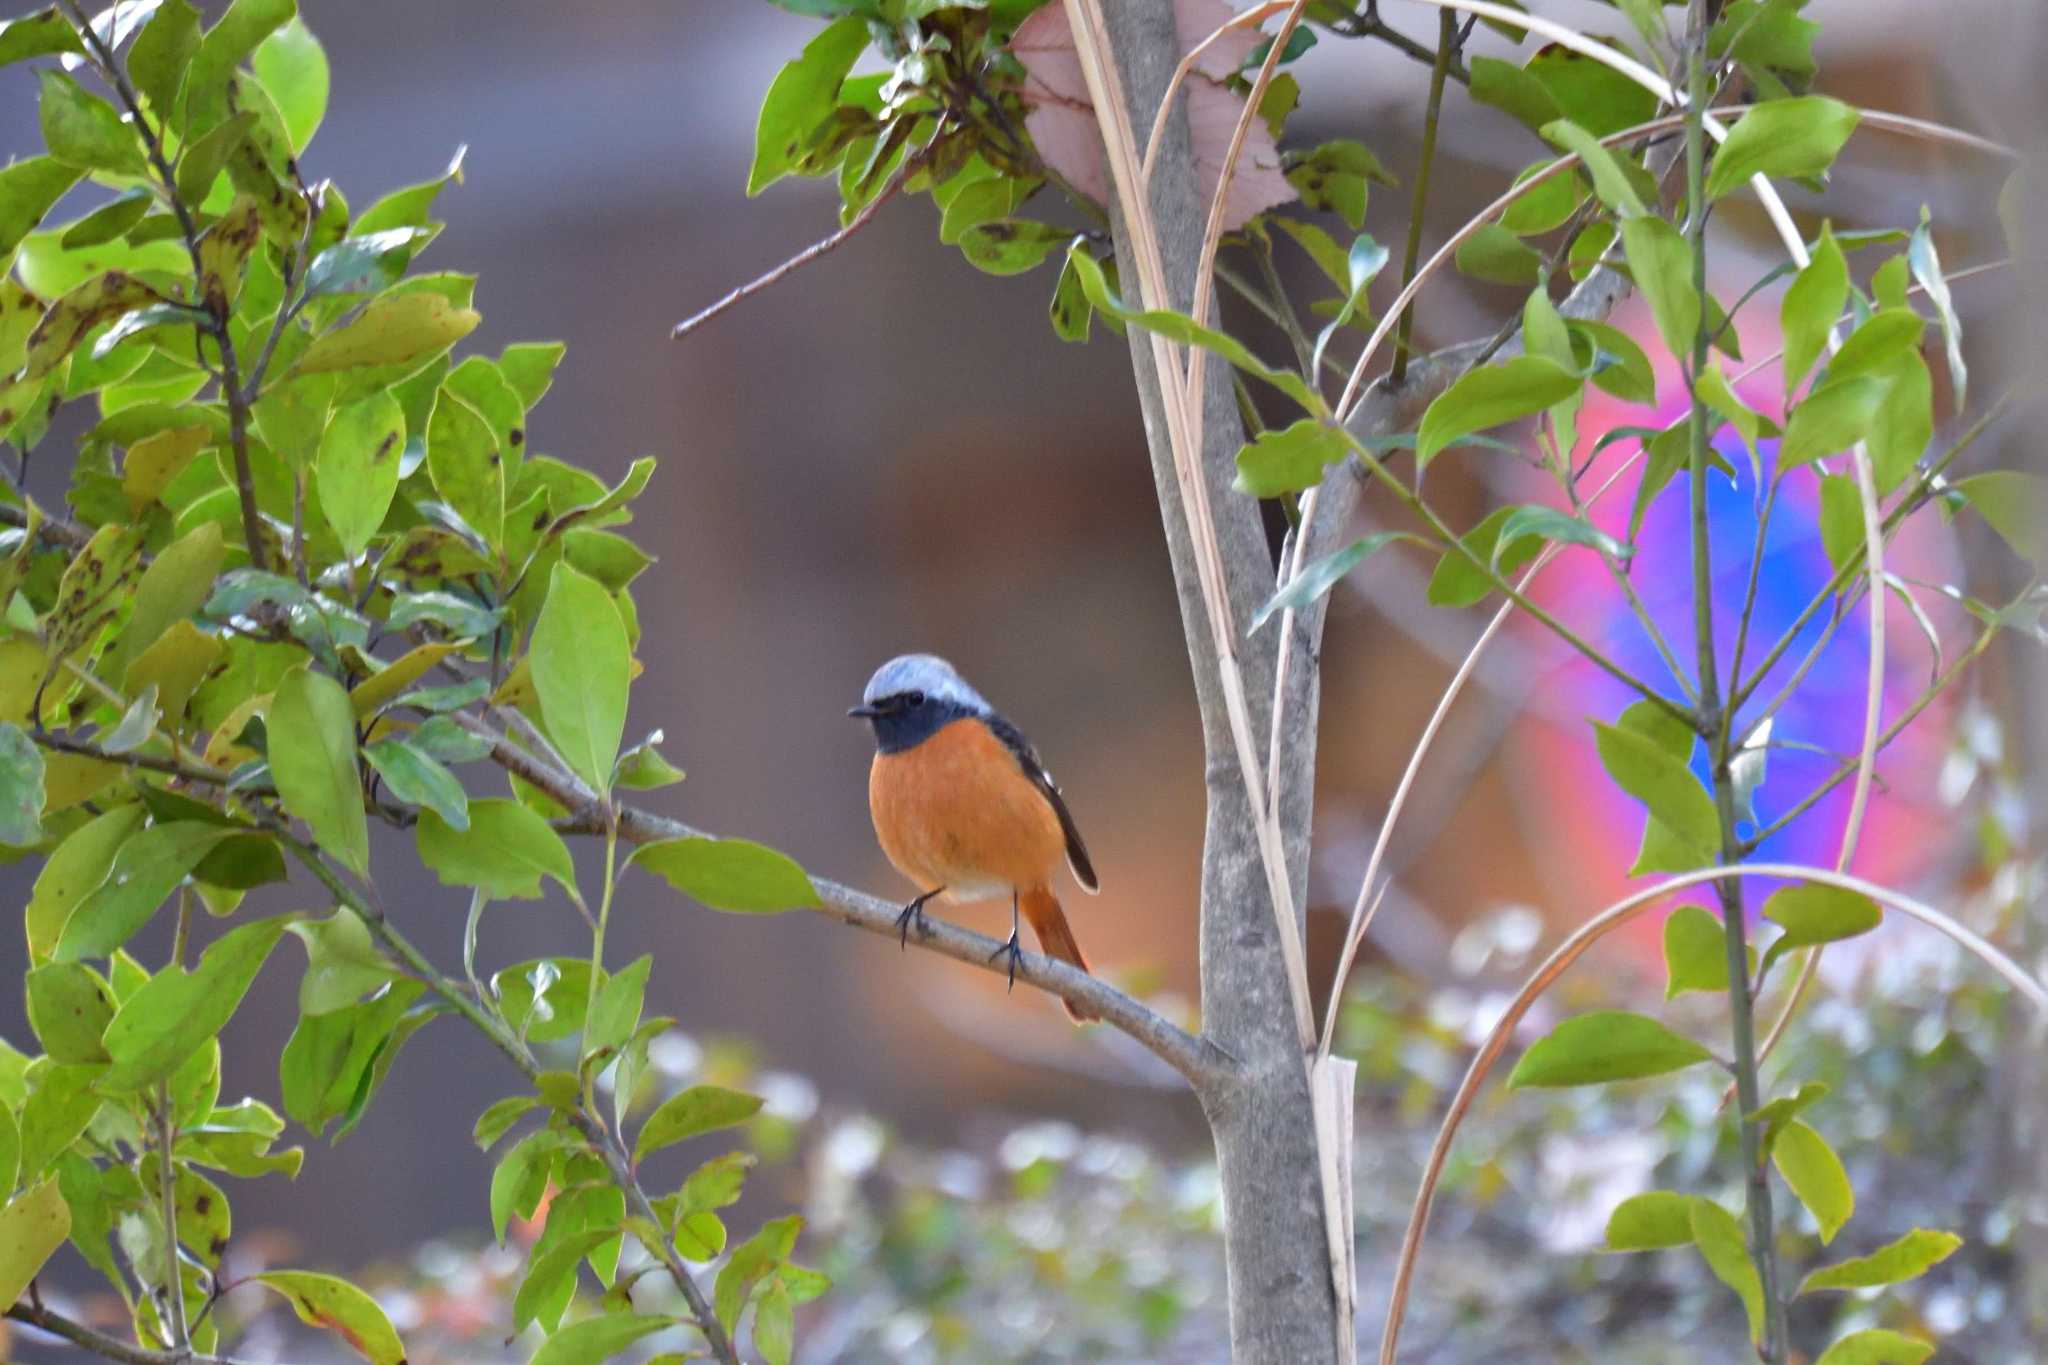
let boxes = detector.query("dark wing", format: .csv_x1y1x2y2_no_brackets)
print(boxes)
987,713,1099,893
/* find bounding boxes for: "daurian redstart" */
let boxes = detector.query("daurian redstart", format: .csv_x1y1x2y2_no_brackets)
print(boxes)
850,654,1100,1022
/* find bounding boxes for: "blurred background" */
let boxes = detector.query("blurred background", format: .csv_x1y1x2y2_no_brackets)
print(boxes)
2,1,2044,1360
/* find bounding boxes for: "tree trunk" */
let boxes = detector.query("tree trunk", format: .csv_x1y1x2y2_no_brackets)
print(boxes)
1097,4,1342,1361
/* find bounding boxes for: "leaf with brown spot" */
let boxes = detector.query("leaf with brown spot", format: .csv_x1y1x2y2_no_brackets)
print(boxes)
254,1270,408,1365
21,271,168,381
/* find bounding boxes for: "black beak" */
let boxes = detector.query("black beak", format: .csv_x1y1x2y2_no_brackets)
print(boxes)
847,703,881,719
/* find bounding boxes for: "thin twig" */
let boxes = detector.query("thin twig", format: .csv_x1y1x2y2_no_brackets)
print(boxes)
1387,7,1456,387
5,1304,262,1365
671,130,947,341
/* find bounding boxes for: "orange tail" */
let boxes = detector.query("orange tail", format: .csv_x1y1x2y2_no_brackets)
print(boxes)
1021,886,1100,1023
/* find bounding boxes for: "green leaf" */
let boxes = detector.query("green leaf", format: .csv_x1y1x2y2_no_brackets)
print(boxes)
1415,356,1581,468
250,18,328,154
1691,1198,1766,1346
269,665,370,878
317,392,407,557
101,916,291,1091
0,722,45,848
472,1095,539,1150
1470,56,1563,133
1062,243,1321,414
755,1278,795,1365
425,387,504,546
1760,882,1881,979
38,70,147,177
255,1271,407,1365
634,1084,764,1164
1605,1190,1696,1251
1454,223,1543,285
1593,720,1719,866
1814,1329,1937,1365
25,803,146,963
0,1178,70,1311
22,271,165,381
585,954,650,1059
499,341,566,408
1747,1080,1831,1139
749,16,868,195
615,735,686,790
0,7,84,65
1271,217,1349,288
1540,119,1645,216
1950,471,2045,561
1491,504,1629,570
1866,352,1931,494
1233,419,1350,498
60,189,154,249
1763,882,1881,947
958,219,1067,276
562,529,654,592
1662,904,1729,998
287,907,394,1015
529,1313,670,1365
530,563,629,799
1773,1119,1852,1244
1426,504,1542,608
1817,473,1863,575
417,798,575,900
1781,225,1848,389
278,979,426,1135
1778,376,1881,469
514,1226,616,1333
56,822,232,961
1799,1229,1963,1293
25,962,116,1064
0,156,85,258
1705,97,1860,200
303,227,431,300
630,836,820,913
1251,532,1416,631
1284,139,1392,230
1693,364,1775,450
129,0,202,117
364,735,468,831
1619,216,1699,360
17,1063,102,1181
174,110,255,205
1506,1010,1715,1088
295,291,480,375
714,1216,802,1332
1825,307,1924,383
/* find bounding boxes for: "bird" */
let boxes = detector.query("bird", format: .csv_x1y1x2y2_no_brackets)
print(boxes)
849,654,1101,1022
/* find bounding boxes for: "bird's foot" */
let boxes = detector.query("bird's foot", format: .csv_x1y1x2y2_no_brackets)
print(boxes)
987,930,1024,991
895,888,942,950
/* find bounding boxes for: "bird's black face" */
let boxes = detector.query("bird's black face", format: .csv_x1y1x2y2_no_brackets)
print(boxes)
848,689,968,754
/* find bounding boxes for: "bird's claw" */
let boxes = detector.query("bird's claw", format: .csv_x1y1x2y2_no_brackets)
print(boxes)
988,930,1024,991
895,888,940,950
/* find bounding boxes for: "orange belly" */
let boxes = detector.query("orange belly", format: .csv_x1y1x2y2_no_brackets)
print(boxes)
868,717,1065,902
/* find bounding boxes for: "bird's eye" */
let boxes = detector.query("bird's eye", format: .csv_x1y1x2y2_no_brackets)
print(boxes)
904,691,926,707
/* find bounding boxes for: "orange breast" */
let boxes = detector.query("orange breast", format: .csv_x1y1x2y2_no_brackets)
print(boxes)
868,717,1066,902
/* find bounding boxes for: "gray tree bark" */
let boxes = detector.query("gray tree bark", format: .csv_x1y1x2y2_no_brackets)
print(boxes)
1096,5,1342,1362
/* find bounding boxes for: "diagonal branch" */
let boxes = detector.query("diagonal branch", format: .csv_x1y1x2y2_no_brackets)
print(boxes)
5,1303,265,1365
454,713,1234,1090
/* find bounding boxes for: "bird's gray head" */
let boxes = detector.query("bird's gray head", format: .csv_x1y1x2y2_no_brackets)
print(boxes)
848,654,990,753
